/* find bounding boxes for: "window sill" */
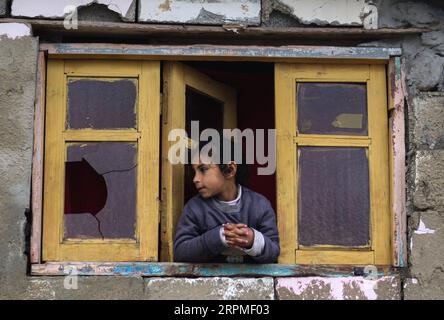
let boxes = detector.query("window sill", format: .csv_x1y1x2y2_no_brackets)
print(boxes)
30,262,398,277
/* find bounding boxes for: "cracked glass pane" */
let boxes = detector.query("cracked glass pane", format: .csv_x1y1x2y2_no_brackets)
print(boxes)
64,142,137,239
298,147,370,247
67,78,137,129
297,83,368,136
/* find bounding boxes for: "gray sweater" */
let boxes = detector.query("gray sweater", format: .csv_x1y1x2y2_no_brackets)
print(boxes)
173,186,280,263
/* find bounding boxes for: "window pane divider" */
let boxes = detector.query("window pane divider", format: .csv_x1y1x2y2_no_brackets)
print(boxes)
294,136,371,147
63,130,140,142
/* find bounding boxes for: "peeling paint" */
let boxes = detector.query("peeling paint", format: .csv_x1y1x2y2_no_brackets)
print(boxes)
276,276,399,300
159,0,172,12
31,261,395,277
389,56,408,268
415,219,436,235
138,0,261,25
276,0,367,26
278,277,373,300
11,0,136,21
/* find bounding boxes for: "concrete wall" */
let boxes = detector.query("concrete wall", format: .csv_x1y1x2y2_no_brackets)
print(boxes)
366,0,444,300
0,0,443,299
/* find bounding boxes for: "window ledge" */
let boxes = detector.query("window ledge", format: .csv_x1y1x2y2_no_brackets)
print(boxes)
31,262,399,278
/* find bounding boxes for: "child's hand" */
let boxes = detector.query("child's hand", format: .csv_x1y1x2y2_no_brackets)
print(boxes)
223,223,254,250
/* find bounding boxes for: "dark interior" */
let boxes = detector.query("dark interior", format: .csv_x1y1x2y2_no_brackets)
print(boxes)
182,61,276,212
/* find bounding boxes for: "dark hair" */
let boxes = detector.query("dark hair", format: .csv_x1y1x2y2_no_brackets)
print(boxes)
194,135,250,186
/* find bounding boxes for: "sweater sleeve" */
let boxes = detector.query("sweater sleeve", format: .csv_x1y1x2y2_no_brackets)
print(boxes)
242,228,265,257
173,203,227,262
248,198,280,263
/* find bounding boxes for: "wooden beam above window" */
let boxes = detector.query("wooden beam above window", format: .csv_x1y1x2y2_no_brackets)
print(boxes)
0,18,427,42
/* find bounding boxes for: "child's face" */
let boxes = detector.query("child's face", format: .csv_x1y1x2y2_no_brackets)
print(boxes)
191,155,236,199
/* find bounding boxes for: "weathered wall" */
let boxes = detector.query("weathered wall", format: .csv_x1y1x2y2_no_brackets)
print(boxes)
361,0,444,300
11,0,136,22
0,0,443,300
0,28,39,298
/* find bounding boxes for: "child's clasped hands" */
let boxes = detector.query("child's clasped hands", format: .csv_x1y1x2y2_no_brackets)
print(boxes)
222,223,254,250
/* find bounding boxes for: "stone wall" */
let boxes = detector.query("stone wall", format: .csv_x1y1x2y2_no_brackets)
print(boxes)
0,0,443,299
365,0,444,300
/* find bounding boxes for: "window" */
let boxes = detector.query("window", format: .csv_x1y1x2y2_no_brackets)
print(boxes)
43,60,160,261
40,56,393,266
275,63,391,265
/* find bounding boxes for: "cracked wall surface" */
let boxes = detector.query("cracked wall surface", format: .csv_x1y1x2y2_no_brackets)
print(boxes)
266,0,366,26
261,0,378,28
0,0,444,299
138,0,261,25
11,0,136,22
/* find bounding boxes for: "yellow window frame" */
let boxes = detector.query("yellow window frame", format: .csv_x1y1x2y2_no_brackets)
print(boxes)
275,63,391,265
42,59,160,262
40,55,394,266
160,62,237,262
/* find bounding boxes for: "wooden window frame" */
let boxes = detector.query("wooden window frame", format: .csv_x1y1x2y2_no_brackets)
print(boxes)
42,59,160,261
30,44,406,276
160,62,237,262
275,63,390,265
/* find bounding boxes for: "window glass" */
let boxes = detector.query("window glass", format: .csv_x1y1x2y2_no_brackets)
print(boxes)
64,142,137,239
298,147,370,247
67,78,137,129
297,83,367,136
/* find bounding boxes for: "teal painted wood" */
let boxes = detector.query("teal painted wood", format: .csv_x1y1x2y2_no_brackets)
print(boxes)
41,43,402,60
31,262,395,277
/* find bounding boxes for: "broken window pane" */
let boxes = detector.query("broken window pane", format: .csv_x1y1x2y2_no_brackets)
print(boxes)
298,147,370,247
297,83,368,135
64,142,137,239
67,78,137,129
